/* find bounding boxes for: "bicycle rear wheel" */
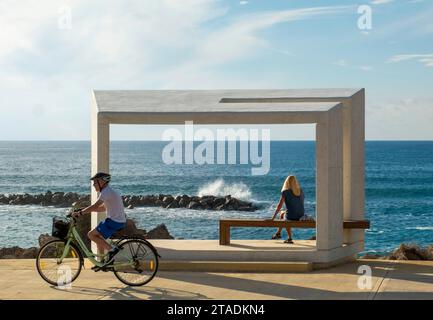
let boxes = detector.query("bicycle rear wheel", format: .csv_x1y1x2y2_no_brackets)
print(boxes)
36,239,83,286
113,239,159,286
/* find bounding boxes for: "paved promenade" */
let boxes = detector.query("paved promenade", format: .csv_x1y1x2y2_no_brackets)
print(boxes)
1,259,432,300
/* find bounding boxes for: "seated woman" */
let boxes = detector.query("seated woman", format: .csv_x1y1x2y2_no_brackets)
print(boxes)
270,175,305,244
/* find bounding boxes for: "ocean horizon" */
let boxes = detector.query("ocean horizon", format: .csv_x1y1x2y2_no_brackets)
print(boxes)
0,140,432,256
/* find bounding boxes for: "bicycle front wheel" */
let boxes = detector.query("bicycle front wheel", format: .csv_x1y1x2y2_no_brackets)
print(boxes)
113,239,159,286
36,239,83,286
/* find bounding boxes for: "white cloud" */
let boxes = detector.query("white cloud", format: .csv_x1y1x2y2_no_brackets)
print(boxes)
333,59,348,67
365,96,433,140
333,59,373,71
359,65,374,71
0,2,352,139
239,1,249,5
159,6,351,87
387,54,433,67
367,97,433,139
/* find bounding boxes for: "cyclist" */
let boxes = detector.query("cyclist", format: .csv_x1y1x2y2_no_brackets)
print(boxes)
72,172,126,265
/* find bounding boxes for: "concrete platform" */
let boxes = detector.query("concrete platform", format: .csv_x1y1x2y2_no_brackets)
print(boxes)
150,240,361,268
1,259,433,300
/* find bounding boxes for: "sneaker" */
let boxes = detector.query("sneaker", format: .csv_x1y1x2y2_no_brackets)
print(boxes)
271,232,282,239
104,246,120,265
284,238,294,244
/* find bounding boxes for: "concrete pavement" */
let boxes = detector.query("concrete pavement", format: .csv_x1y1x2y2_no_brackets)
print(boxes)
1,259,432,300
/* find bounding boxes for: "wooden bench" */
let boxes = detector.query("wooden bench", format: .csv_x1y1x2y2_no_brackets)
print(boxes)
219,219,370,245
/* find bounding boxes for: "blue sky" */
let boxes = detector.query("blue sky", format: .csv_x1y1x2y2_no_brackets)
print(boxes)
0,0,432,140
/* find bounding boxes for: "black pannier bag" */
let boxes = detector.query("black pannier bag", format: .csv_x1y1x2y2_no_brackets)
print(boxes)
52,217,70,239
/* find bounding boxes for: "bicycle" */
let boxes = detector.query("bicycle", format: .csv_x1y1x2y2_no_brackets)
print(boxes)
36,209,160,287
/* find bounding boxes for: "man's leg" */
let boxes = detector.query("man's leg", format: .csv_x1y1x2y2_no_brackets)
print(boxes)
88,229,112,252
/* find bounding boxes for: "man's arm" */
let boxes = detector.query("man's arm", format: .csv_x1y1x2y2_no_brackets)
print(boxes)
95,202,106,212
78,199,105,215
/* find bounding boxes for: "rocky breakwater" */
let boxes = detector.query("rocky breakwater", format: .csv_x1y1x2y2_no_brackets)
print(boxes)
0,191,259,211
123,194,258,211
360,243,433,260
0,191,90,207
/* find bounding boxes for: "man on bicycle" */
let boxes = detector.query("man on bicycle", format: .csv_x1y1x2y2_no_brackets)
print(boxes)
72,172,126,265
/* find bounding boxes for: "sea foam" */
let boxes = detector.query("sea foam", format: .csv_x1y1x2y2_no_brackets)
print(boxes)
197,178,252,201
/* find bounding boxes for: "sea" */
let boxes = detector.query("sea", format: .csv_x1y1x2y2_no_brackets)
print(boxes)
0,140,432,256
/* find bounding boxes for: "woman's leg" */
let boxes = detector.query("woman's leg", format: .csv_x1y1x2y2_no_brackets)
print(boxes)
272,211,285,238
284,227,293,240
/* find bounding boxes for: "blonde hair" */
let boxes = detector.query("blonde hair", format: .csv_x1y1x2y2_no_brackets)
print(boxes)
281,175,301,196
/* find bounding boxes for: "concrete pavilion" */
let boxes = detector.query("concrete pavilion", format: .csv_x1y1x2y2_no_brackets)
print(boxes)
90,89,365,267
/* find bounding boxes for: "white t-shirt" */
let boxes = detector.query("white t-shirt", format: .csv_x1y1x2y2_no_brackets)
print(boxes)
98,185,126,223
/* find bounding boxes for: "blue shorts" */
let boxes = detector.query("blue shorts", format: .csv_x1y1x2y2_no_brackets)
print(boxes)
96,218,126,239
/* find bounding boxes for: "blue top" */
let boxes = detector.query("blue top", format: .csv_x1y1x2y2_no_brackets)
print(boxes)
281,189,305,221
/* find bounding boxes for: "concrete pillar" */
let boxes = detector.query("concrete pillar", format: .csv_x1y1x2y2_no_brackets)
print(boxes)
316,105,344,251
91,95,110,254
343,89,365,245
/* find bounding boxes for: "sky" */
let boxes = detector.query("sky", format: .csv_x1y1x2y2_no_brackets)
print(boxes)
0,0,432,140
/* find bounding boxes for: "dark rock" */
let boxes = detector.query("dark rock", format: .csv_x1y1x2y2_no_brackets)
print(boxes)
122,196,130,206
64,192,77,202
199,199,212,209
51,193,63,205
146,224,174,239
38,234,58,247
388,244,430,260
130,195,140,206
21,247,38,259
141,195,157,205
112,219,146,238
163,196,174,204
214,197,226,207
0,195,8,203
127,204,134,209
167,200,179,209
0,246,38,259
187,201,202,210
0,247,21,258
178,198,190,207
44,191,53,202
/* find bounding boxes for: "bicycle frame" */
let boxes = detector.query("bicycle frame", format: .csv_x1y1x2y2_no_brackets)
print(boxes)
58,220,133,269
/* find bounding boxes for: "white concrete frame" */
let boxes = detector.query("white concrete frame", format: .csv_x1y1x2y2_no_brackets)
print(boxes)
91,89,365,263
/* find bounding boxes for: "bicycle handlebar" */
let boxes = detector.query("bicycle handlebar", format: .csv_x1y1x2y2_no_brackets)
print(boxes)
66,207,84,219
